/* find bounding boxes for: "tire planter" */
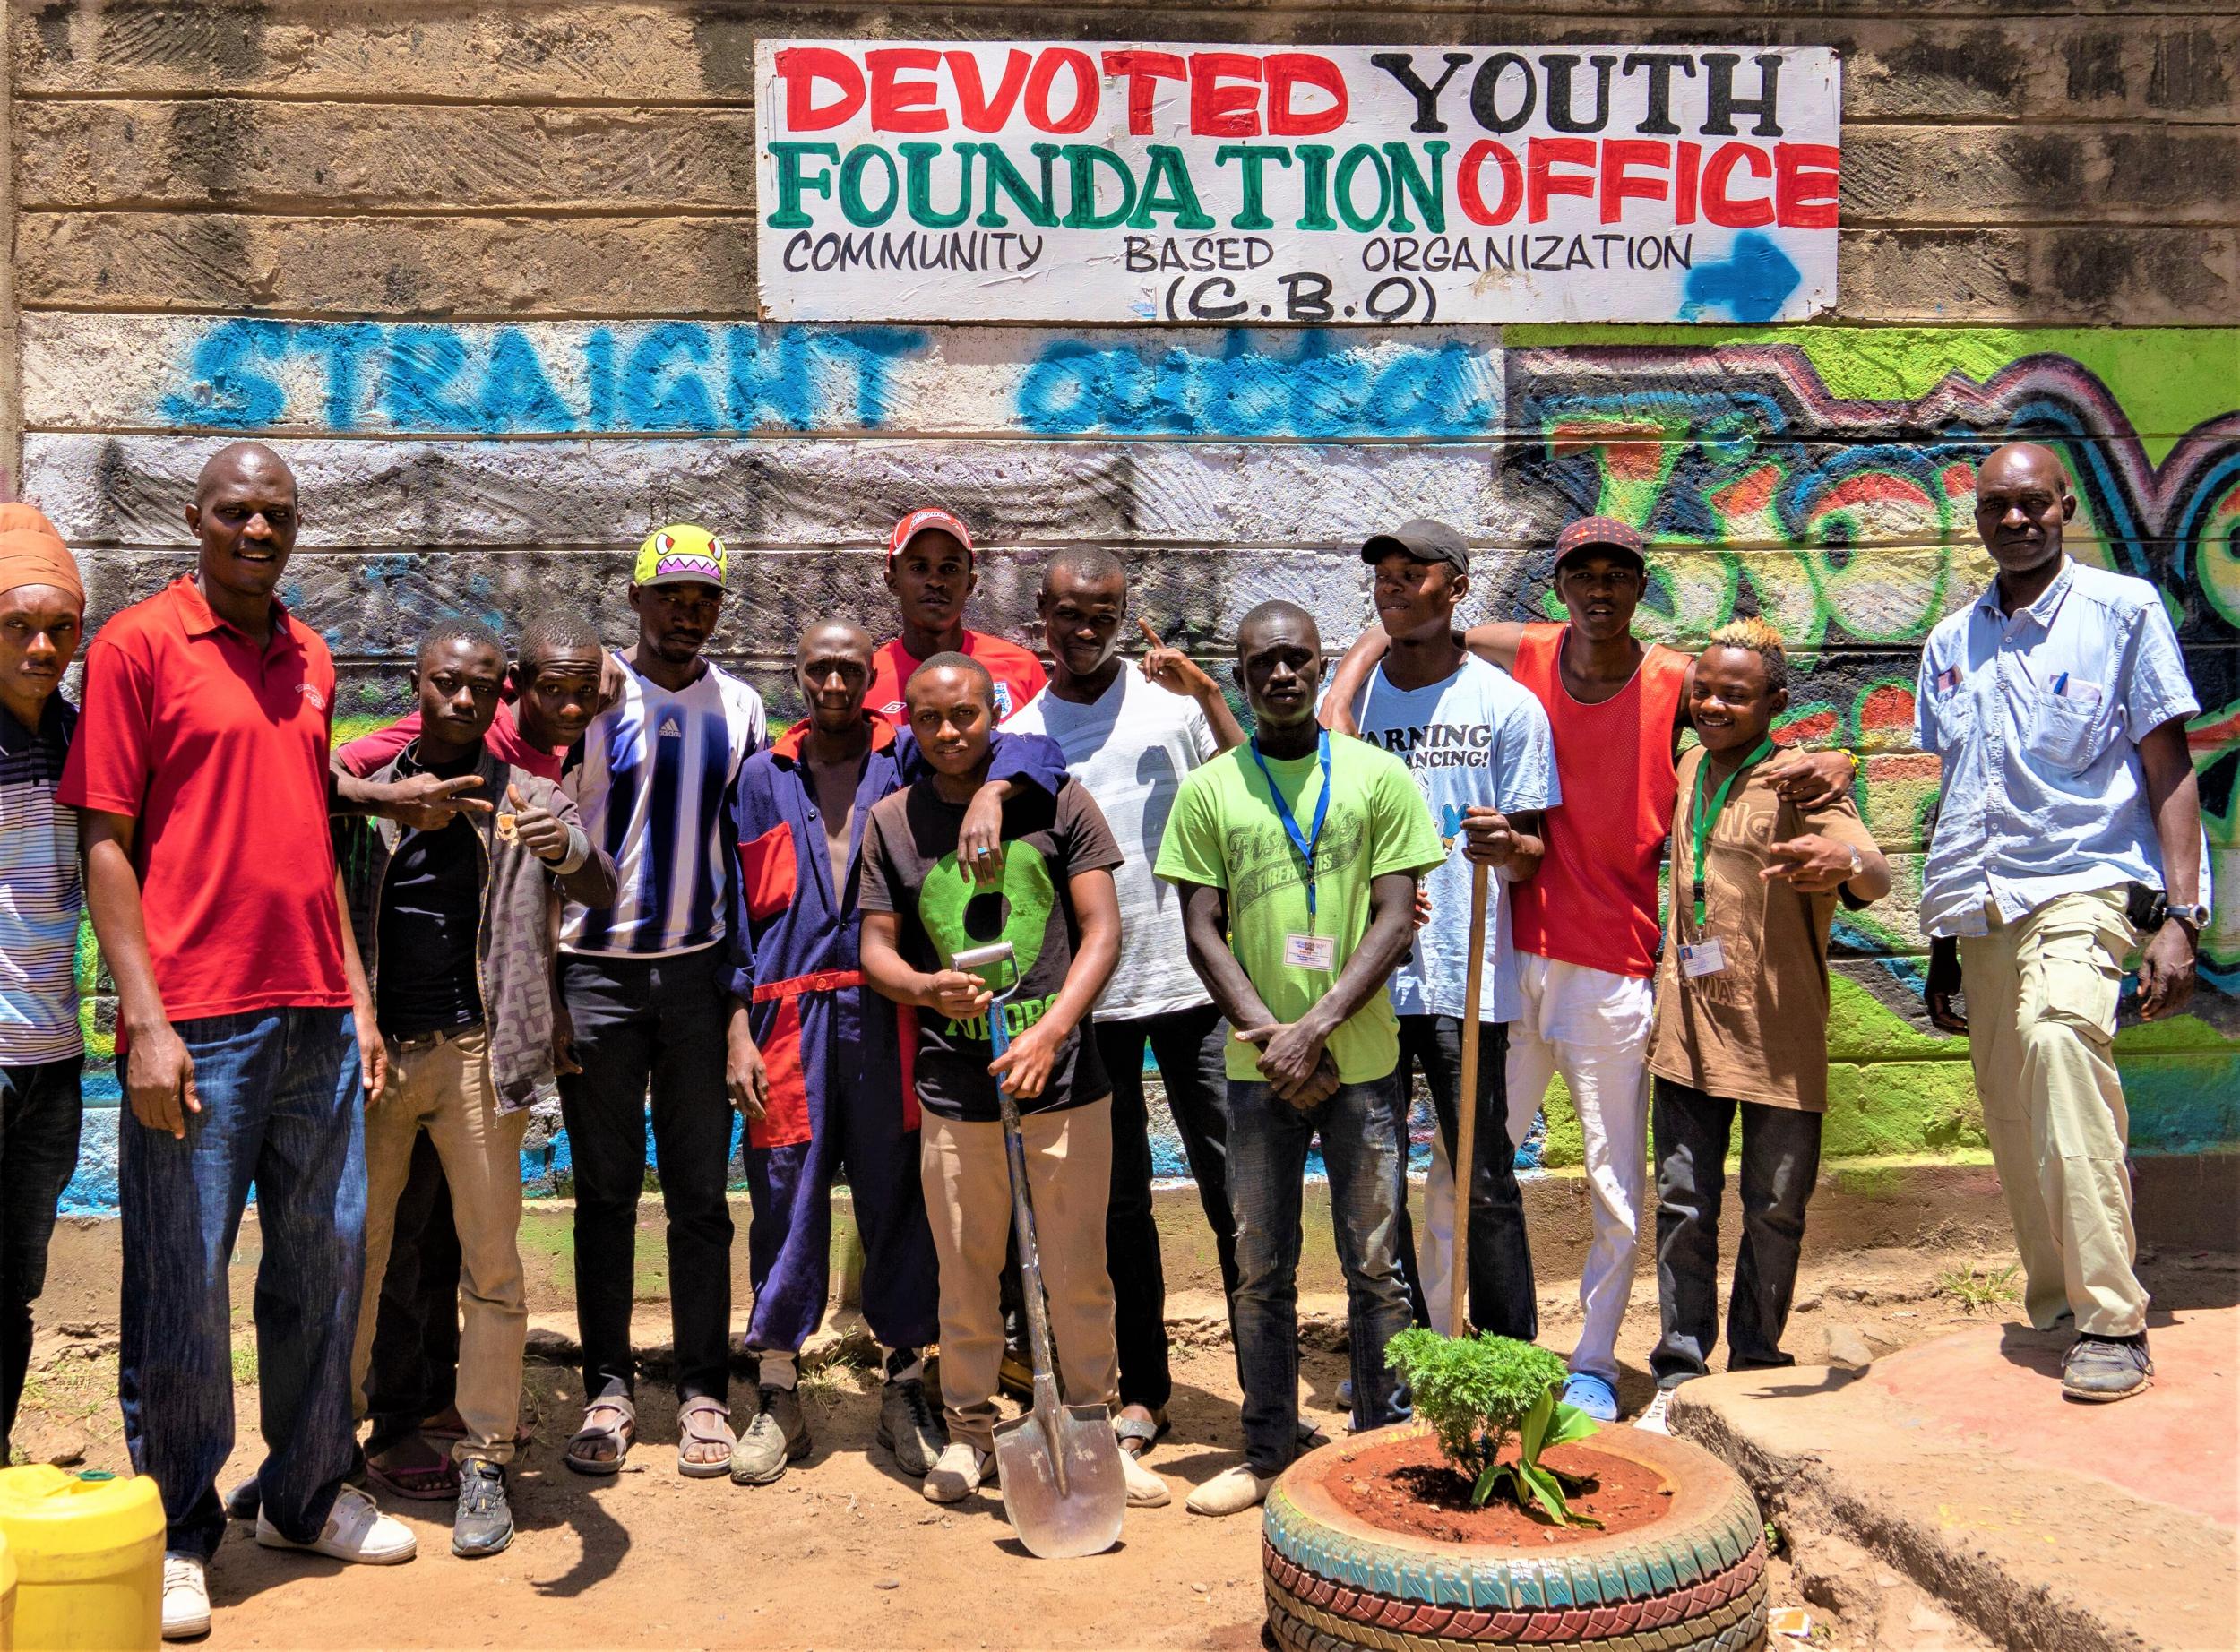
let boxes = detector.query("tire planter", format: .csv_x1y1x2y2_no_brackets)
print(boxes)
1262,1422,1769,1652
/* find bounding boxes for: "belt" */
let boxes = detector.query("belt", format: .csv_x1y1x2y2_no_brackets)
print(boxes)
751,968,863,1003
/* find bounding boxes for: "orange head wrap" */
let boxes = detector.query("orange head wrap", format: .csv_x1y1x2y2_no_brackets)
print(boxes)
0,502,83,608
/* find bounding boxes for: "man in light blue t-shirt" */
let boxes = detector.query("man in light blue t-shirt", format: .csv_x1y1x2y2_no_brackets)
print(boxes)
1338,519,1556,1340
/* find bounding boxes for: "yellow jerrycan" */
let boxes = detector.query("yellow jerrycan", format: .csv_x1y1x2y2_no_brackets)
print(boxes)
2,1524,18,1652
0,1467,163,1651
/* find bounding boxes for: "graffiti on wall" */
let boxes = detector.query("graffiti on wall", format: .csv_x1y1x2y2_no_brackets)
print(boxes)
34,319,2240,1205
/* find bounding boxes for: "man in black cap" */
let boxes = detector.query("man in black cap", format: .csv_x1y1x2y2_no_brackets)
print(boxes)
1325,514,1852,1418
1332,520,1553,1344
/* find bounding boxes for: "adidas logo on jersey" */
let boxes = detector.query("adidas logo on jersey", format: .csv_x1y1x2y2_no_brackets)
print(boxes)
659,713,684,738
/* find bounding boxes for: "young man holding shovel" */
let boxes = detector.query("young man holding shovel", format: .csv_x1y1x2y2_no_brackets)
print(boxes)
340,617,617,1556
1322,518,1851,1420
1158,601,1443,1518
722,623,1064,1487
1332,518,1558,1343
1637,620,1888,1433
857,653,1169,1511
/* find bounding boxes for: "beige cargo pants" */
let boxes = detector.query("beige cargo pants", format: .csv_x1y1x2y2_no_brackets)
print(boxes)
1957,889,2150,1338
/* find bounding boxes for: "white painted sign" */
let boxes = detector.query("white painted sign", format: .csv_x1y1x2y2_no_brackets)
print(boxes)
754,41,1840,325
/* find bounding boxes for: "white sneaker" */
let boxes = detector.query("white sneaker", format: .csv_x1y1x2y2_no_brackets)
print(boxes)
1118,1444,1171,1508
1185,1464,1274,1517
255,1483,418,1564
1635,1388,1675,1435
161,1552,211,1640
922,1441,994,1503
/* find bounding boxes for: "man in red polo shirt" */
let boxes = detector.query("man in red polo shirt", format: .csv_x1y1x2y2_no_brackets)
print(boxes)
866,508,1046,727
63,443,418,1639
1323,517,1851,1421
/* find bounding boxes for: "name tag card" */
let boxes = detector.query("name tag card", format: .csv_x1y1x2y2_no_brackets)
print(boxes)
1678,939,1727,978
1284,934,1337,971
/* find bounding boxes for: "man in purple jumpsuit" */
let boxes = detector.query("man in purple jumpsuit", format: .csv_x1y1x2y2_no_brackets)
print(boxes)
723,620,1065,1485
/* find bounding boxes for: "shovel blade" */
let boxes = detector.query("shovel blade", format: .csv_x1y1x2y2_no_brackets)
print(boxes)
993,1403,1126,1560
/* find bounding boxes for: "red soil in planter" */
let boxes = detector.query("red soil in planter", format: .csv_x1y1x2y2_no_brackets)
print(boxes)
1322,1429,1675,1545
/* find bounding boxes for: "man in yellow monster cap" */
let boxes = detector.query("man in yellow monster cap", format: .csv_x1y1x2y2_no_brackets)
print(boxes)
555,524,769,1479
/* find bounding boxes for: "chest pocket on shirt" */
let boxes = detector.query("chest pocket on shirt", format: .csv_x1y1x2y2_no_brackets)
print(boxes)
2024,680,2108,775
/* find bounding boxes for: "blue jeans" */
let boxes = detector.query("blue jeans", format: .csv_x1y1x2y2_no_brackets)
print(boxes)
1227,1075,1412,1477
119,1009,365,1560
2,1056,84,1458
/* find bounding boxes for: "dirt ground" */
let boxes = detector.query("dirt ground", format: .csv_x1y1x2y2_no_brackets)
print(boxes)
18,1243,2228,1652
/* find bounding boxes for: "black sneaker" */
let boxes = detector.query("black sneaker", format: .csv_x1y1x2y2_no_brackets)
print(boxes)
222,1476,261,1521
452,1460,513,1559
875,1375,948,1478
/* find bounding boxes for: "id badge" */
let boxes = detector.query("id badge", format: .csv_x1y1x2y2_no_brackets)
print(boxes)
1678,939,1727,978
1284,933,1337,971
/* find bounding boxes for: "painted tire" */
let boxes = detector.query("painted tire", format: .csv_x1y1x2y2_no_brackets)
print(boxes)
1262,1421,1768,1650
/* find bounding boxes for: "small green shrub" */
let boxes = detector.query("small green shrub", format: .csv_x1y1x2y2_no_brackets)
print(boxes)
1387,1329,1602,1527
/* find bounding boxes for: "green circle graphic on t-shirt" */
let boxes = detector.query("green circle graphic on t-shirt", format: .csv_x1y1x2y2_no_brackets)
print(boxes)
920,841,1055,983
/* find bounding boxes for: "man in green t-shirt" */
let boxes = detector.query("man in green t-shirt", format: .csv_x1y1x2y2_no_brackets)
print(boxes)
1155,600,1443,1517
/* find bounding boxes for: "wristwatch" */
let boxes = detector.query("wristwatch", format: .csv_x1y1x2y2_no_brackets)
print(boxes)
1844,845,1864,880
2166,899,2210,934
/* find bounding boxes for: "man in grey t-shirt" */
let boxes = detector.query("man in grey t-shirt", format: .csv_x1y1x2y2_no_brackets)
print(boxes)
1004,547,1245,1464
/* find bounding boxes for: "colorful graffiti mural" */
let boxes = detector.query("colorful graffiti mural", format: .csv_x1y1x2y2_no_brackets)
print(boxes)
34,320,2240,1209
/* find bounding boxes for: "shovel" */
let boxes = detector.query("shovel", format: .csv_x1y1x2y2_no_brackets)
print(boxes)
952,940,1126,1560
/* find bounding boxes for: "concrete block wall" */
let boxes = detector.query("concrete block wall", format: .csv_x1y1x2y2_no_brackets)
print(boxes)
9,1,2236,1212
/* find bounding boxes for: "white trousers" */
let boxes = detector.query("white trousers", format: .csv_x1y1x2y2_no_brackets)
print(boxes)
1504,954,1654,1381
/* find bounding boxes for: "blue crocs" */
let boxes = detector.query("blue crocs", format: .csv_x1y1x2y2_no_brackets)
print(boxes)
1562,1372,1620,1422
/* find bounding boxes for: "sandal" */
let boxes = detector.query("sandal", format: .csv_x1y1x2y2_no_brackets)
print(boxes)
1113,1406,1169,1458
365,1433,461,1501
563,1392,637,1477
676,1396,736,1479
420,1409,536,1450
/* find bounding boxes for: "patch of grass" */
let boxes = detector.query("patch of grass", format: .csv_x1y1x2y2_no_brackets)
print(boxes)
1935,1261,2021,1314
231,1340,259,1385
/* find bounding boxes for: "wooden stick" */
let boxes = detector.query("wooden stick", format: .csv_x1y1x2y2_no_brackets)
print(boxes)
1450,859,1492,1338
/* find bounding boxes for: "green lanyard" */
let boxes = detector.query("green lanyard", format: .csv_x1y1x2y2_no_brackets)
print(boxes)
1688,737,1775,929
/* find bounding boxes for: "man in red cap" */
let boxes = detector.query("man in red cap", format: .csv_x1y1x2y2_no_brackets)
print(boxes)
0,503,88,1473
1324,515,1851,1421
866,509,1046,729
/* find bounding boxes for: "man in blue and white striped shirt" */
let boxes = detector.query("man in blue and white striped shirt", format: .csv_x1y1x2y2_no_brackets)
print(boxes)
556,523,767,1479
0,504,87,1465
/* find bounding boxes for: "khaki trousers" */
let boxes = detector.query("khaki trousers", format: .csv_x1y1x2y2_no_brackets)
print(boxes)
921,1098,1116,1454
350,1028,531,1465
1957,889,2149,1338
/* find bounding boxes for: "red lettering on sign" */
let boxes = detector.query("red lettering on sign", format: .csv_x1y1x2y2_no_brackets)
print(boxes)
1457,139,1524,225
1526,137,1597,223
1190,52,1263,137
772,47,865,132
1025,47,1099,133
1265,54,1346,135
1599,138,1670,223
866,47,945,133
945,49,1030,132
1702,142,1774,228
1775,142,1840,228
1101,50,1187,136
1676,141,1701,225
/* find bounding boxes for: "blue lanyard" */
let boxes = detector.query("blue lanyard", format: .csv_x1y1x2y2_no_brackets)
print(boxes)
1247,731,1332,920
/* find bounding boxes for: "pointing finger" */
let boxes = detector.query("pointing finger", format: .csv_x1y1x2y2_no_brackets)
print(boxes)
1136,616,1166,650
506,782,527,810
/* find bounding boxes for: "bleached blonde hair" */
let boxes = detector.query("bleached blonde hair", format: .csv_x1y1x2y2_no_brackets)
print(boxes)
1704,616,1788,694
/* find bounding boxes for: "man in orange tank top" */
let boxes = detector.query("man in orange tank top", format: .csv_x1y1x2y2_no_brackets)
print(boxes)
1324,516,1852,1419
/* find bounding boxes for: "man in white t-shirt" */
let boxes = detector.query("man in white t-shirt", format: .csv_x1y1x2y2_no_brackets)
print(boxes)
1336,519,1556,1341
1004,546,1245,1463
